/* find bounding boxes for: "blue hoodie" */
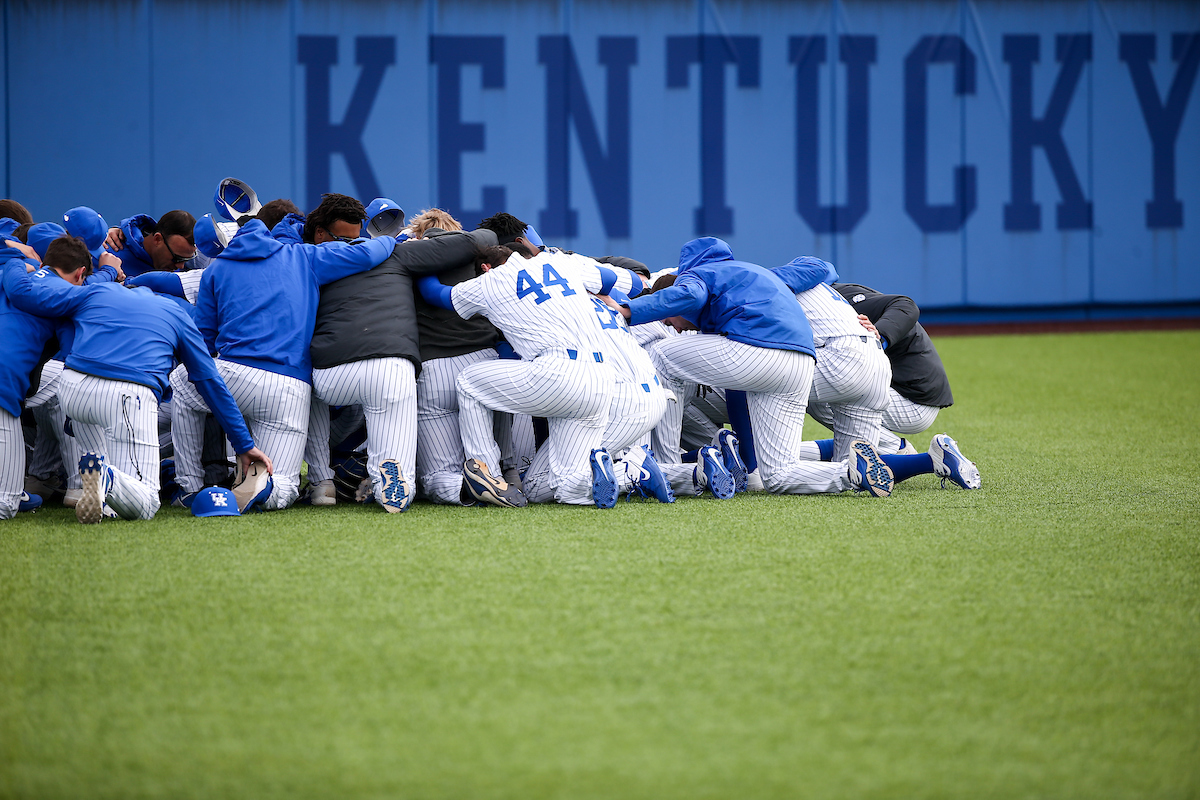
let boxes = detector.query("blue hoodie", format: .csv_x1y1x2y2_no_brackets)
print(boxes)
271,213,306,244
195,219,395,382
0,248,56,417
625,238,815,356
114,214,157,277
771,255,840,293
2,256,255,453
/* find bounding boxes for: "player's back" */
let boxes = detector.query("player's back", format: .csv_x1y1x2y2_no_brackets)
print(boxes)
795,282,867,346
454,251,610,361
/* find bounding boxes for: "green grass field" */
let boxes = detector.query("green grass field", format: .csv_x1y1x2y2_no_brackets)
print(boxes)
2,330,1198,799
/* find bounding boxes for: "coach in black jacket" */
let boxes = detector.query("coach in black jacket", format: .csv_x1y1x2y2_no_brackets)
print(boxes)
833,283,953,451
307,227,497,511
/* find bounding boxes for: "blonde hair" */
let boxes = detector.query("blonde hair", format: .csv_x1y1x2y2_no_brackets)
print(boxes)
408,208,463,238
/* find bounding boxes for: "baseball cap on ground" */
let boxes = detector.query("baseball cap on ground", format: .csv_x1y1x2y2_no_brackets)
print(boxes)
213,177,262,221
194,214,240,259
63,207,108,260
27,222,66,261
191,487,241,517
363,197,405,238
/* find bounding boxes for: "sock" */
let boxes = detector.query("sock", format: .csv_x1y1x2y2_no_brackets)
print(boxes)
726,390,757,472
814,439,835,461
880,453,934,483
681,449,698,464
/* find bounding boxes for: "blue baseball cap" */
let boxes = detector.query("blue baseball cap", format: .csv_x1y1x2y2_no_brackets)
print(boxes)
194,214,239,259
191,487,242,517
27,222,66,261
214,177,261,221
63,207,108,260
363,197,405,238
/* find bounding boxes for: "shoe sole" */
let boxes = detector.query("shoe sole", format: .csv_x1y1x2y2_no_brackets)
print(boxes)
463,461,527,508
76,454,106,524
591,451,618,509
718,432,748,493
378,459,409,513
851,441,894,498
702,448,735,500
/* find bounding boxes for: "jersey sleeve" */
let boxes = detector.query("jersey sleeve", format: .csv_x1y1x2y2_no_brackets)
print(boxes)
192,268,219,354
2,257,90,318
449,274,489,320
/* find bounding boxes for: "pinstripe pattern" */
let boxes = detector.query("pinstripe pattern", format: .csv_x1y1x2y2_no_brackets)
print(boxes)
415,348,497,504
24,358,84,490
313,357,416,507
59,370,161,520
178,268,205,305
458,357,612,505
649,335,851,494
796,283,892,461
171,361,310,509
304,394,335,484
0,409,24,519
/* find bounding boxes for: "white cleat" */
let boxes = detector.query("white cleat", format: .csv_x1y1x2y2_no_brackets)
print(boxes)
929,434,981,490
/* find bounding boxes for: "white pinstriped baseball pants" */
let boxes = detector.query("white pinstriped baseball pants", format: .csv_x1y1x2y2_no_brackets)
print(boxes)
24,358,83,490
416,349,498,504
312,357,416,507
59,370,161,520
649,335,852,494
0,409,24,519
803,335,892,461
171,361,309,510
523,376,668,504
457,355,613,505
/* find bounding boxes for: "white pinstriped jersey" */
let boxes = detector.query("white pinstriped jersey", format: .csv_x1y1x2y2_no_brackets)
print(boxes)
794,282,871,346
452,251,613,360
178,269,205,305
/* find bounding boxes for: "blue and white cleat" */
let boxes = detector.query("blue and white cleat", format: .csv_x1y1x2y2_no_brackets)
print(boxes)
929,434,981,490
698,445,735,499
18,492,42,513
716,429,748,493
590,448,618,509
848,440,894,497
624,446,675,504
378,458,411,513
77,452,114,524
170,489,198,509
232,461,273,513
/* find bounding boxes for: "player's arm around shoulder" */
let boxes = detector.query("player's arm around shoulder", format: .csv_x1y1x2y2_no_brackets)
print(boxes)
2,244,90,318
308,236,397,286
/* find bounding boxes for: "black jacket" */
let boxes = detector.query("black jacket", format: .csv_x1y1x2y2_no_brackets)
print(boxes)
413,229,502,362
834,283,954,408
310,229,497,373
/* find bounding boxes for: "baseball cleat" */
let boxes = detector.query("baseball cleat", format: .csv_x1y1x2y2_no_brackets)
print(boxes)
459,478,479,507
929,434,981,490
590,448,619,509
301,478,337,506
63,488,83,508
896,438,918,455
848,440,893,497
623,446,675,503
18,492,42,513
232,461,273,513
716,429,748,493
378,459,411,513
76,452,113,524
170,489,198,509
699,445,735,499
463,459,527,508
745,469,765,492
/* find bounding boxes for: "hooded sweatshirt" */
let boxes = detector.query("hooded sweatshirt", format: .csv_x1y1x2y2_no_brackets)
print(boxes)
625,237,815,357
194,220,394,383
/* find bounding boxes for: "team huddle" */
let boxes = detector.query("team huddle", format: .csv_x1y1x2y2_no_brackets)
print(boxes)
0,180,980,524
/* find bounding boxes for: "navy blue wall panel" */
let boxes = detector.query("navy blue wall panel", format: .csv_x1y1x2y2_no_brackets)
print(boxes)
3,0,1196,315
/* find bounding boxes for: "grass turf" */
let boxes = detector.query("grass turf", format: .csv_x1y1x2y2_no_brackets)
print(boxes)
1,330,1198,799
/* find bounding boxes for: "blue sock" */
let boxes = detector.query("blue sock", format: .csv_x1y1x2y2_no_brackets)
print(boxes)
880,453,934,483
815,439,835,461
681,449,698,464
726,390,757,472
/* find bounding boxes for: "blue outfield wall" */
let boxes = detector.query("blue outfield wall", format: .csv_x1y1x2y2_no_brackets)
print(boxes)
2,0,1198,317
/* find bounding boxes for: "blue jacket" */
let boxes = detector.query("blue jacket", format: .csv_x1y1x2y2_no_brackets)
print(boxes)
0,249,56,417
195,219,395,383
114,215,157,277
271,214,306,244
772,256,840,293
626,237,815,356
2,257,255,452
